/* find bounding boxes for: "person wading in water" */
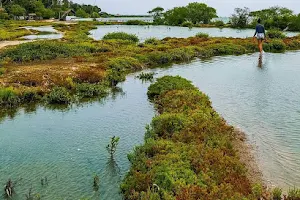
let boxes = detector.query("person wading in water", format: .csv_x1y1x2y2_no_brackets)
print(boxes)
253,18,266,53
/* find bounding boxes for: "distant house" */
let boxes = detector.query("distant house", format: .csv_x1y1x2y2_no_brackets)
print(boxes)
27,13,38,20
60,9,76,21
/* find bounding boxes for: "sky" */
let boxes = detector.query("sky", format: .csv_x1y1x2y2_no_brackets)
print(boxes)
73,0,300,17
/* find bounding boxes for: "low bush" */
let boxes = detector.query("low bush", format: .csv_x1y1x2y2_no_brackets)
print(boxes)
213,20,225,27
0,87,20,107
287,188,300,199
195,32,209,38
46,87,71,104
0,41,103,62
181,21,194,28
144,38,160,45
147,76,196,100
125,20,149,25
272,187,282,200
264,39,286,53
103,32,139,43
75,83,108,98
266,30,286,39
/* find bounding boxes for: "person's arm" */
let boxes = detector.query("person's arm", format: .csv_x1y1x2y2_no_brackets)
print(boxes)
263,26,267,41
254,26,257,37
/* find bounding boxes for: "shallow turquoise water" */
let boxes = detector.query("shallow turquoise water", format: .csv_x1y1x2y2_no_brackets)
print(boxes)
0,80,155,199
90,25,299,41
22,26,63,40
1,51,300,199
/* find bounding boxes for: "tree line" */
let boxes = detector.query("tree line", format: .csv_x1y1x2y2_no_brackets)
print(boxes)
0,0,101,19
148,3,300,31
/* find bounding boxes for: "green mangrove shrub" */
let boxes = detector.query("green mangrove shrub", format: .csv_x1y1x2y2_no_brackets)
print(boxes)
272,187,282,200
147,76,196,100
122,76,253,199
75,83,108,98
181,21,194,28
125,20,149,25
266,30,287,39
46,87,71,104
288,188,300,199
195,32,209,38
103,32,139,43
144,38,160,45
0,87,20,107
0,41,103,63
264,39,286,53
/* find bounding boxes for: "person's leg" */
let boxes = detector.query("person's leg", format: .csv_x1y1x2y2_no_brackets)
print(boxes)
258,39,263,53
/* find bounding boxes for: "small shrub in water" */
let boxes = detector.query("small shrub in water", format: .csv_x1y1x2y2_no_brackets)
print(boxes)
144,38,160,45
106,136,120,156
181,21,194,28
195,32,209,38
252,183,263,199
46,87,71,104
272,187,282,200
214,20,225,27
75,83,108,98
93,174,100,191
103,32,139,43
0,87,20,107
267,30,286,39
288,187,300,199
136,72,155,81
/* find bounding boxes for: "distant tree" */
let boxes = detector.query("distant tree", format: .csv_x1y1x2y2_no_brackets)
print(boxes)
289,14,300,31
230,7,250,28
250,7,294,30
91,11,99,18
186,2,217,24
148,6,164,24
164,6,188,25
10,4,26,17
0,9,9,19
76,8,89,18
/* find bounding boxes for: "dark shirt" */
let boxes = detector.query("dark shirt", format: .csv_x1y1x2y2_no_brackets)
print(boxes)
255,24,265,35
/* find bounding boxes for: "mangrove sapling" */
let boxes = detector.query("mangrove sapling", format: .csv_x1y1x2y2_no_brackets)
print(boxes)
106,136,120,157
272,187,282,200
4,179,14,198
93,174,100,191
135,72,155,81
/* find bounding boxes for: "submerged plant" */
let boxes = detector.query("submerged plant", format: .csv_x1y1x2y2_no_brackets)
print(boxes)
136,72,155,81
93,174,100,191
4,179,14,198
288,187,300,199
106,136,120,156
272,187,282,200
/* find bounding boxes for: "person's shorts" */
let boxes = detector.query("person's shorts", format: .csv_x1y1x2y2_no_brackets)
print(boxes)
257,33,265,40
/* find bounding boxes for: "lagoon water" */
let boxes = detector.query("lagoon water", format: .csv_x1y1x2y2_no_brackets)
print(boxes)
22,26,63,40
1,51,300,199
90,25,299,41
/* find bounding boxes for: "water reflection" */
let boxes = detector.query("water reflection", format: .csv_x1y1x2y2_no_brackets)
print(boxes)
258,53,263,69
0,87,125,123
